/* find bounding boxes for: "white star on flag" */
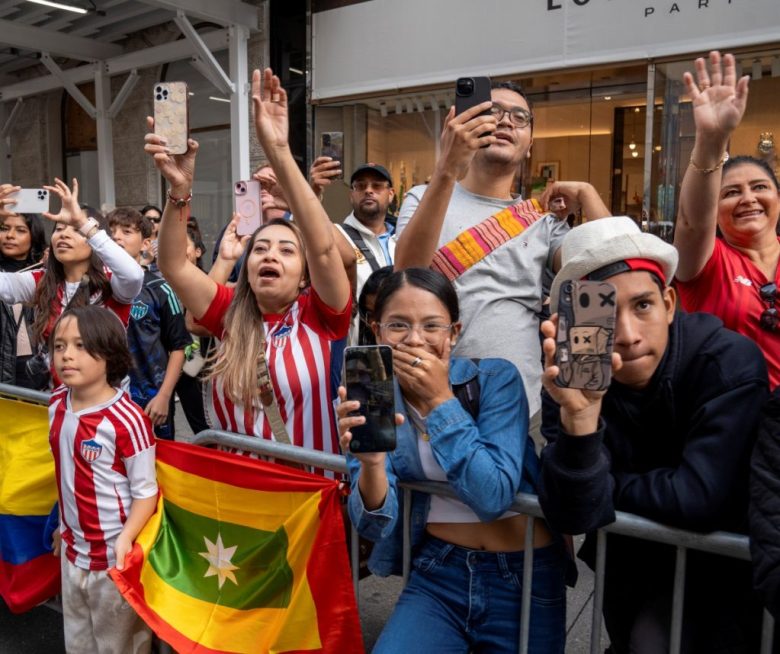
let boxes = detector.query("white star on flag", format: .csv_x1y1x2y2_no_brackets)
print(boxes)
199,533,239,589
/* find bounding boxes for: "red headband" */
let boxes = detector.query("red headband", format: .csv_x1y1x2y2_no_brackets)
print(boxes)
586,258,667,285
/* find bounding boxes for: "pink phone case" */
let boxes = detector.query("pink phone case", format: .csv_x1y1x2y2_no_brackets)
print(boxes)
153,82,189,155
234,180,263,236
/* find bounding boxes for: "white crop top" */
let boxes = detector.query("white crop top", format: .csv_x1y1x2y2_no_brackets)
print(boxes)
405,401,517,524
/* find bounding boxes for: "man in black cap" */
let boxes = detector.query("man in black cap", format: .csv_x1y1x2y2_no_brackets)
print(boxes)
312,158,397,344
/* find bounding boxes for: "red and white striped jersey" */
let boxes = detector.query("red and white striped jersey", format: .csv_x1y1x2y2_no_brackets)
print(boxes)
49,386,157,571
196,285,351,457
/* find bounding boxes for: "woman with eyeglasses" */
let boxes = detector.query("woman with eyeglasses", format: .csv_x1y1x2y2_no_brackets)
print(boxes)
674,51,779,388
337,267,566,654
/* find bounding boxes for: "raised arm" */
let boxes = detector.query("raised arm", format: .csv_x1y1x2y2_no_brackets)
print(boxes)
251,68,349,311
394,104,497,269
144,120,217,320
674,51,749,282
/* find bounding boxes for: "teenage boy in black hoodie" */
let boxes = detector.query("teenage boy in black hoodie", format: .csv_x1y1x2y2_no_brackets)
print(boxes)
538,216,769,653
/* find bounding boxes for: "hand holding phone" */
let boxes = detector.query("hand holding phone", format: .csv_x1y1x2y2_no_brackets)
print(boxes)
344,345,396,453
455,76,492,117
320,132,344,180
8,188,49,214
554,280,617,391
153,82,189,155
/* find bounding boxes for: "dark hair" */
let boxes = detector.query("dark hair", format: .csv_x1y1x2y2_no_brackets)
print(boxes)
722,155,780,190
50,305,132,387
186,226,205,270
107,207,152,239
373,268,460,323
0,212,47,264
32,209,112,345
358,266,394,345
491,80,534,129
140,204,162,217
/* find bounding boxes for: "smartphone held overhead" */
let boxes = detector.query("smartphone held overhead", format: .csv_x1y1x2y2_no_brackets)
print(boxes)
153,81,189,155
233,180,263,236
344,345,396,453
555,280,617,391
8,188,49,214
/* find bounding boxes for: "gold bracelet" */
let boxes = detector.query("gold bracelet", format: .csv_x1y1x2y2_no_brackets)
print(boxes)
689,151,729,174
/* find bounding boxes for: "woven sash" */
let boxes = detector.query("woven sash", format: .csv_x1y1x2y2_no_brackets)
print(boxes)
431,198,545,281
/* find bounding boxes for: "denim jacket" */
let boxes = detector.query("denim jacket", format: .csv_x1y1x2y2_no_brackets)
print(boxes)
347,357,539,577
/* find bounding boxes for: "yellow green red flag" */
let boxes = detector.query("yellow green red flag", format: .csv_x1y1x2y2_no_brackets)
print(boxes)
110,440,364,654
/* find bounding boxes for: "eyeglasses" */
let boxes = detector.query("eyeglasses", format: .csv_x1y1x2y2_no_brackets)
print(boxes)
351,181,390,193
489,103,533,128
145,215,161,224
760,282,779,332
378,321,453,342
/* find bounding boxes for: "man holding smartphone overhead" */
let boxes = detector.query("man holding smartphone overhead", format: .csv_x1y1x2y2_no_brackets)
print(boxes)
537,216,769,653
394,79,609,421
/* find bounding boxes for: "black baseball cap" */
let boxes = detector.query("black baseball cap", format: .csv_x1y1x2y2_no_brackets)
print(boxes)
350,163,393,187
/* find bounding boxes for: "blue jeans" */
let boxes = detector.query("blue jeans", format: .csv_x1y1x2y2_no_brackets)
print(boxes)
374,535,566,654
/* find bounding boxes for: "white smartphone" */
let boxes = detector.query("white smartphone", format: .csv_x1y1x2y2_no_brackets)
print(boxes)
8,188,49,214
153,81,189,155
233,180,263,236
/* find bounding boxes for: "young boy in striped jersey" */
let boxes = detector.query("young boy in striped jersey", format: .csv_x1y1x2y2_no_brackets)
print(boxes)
49,305,157,653
109,207,191,440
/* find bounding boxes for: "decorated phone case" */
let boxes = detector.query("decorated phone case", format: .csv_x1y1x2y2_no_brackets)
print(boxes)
233,180,263,236
153,82,189,155
555,280,617,391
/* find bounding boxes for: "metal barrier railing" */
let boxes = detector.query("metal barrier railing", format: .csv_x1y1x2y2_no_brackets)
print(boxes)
1,383,773,654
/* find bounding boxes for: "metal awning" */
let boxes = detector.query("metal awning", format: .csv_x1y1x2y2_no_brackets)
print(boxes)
0,0,262,208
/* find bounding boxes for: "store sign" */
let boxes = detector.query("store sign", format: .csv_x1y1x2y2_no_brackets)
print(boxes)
312,0,779,99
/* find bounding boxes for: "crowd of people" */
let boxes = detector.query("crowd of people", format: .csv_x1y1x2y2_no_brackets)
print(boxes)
1,49,779,653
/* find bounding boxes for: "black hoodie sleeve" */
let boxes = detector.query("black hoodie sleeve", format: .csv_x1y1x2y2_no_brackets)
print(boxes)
750,388,780,619
538,389,617,534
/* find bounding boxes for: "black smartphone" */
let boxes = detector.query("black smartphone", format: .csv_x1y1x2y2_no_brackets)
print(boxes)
344,345,396,453
320,131,344,180
555,280,617,391
455,76,492,117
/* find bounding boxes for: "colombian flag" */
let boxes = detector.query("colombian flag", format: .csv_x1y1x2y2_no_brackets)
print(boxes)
110,440,364,654
0,396,60,613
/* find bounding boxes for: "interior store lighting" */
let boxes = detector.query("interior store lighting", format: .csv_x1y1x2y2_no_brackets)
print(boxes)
632,151,639,158
208,96,230,103
289,67,304,76
25,0,87,13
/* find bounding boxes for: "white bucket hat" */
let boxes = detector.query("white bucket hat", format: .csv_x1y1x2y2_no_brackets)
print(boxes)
549,216,679,309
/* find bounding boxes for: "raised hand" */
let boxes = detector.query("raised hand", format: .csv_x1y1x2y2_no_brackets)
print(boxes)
42,178,86,229
436,104,497,181
309,156,342,196
683,51,749,138
0,184,20,218
251,68,289,154
219,214,251,262
143,116,199,195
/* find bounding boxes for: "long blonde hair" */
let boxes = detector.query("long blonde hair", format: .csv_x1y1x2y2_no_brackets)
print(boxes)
206,219,308,407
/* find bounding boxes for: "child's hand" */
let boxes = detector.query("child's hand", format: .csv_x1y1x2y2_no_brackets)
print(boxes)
51,530,61,557
144,393,170,426
114,533,133,570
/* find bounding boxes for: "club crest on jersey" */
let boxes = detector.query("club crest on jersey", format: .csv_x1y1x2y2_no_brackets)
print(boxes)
80,439,102,463
272,324,292,349
130,301,149,320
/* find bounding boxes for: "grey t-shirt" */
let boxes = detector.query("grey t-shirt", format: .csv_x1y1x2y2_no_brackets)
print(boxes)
397,182,569,416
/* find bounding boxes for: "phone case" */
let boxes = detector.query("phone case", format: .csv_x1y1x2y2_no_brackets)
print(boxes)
344,345,396,453
9,188,49,214
233,180,263,236
153,81,189,155
455,76,492,116
555,280,617,391
320,132,344,180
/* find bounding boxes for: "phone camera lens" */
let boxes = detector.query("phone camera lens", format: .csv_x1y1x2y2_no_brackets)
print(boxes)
456,78,475,96
155,86,162,93
156,94,162,100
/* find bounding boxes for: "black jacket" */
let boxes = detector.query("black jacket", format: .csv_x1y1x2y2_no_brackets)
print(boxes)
539,312,768,551
749,387,780,619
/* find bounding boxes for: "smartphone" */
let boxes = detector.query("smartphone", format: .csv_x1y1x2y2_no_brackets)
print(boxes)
455,76,492,117
233,180,263,236
320,132,344,180
555,280,617,391
344,345,396,453
8,188,49,214
153,81,189,155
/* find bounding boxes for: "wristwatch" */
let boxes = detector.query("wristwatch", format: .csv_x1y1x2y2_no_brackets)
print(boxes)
77,217,100,239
